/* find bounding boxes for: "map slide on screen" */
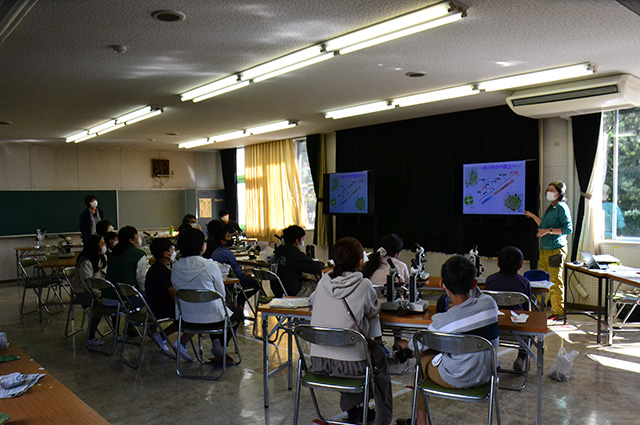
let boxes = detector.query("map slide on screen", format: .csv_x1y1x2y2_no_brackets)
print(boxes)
329,172,369,214
463,160,525,215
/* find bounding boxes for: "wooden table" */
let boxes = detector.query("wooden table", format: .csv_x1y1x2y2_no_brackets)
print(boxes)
15,245,82,283
0,342,109,424
259,304,547,425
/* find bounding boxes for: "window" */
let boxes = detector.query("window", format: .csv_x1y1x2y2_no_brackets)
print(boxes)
602,108,640,239
236,147,246,230
236,141,316,230
294,139,317,229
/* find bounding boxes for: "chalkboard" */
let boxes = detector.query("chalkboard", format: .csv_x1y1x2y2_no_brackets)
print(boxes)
0,191,117,236
118,190,187,230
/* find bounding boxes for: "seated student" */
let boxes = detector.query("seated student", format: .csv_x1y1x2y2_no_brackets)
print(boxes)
171,227,242,364
362,233,410,285
310,237,392,425
106,226,147,294
96,219,114,237
203,220,260,311
181,214,202,231
145,238,192,358
104,231,118,256
218,209,242,235
271,225,324,297
485,245,532,371
71,234,108,347
395,255,499,425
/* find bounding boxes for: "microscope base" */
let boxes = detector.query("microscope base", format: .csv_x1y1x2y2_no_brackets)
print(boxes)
409,299,429,313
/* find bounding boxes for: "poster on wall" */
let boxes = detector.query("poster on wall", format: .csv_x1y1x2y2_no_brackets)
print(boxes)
199,198,212,218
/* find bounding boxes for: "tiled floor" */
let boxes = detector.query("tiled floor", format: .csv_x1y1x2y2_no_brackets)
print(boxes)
2,283,640,425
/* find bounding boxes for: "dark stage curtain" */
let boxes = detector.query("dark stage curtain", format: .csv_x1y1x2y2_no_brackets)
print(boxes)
571,113,602,261
220,148,238,219
306,134,321,243
335,105,540,261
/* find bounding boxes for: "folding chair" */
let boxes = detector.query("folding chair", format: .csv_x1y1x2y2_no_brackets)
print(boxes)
524,269,550,310
612,283,640,327
482,290,532,391
117,283,175,369
175,289,242,380
86,278,126,355
18,257,63,321
62,267,88,337
293,325,373,425
252,268,288,339
411,331,501,425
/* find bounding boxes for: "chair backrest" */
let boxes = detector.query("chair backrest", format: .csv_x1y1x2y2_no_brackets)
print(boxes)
63,267,76,280
414,330,494,357
482,290,531,311
294,324,371,372
19,258,38,279
118,283,157,317
253,268,288,297
523,269,550,282
175,288,225,321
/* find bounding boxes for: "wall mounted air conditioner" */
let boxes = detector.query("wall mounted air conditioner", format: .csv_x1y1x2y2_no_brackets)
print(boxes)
506,74,640,118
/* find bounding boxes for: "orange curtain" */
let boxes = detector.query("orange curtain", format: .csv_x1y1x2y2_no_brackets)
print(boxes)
245,139,306,242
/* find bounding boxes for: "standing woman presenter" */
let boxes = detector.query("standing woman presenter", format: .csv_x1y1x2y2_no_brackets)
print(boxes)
524,181,573,318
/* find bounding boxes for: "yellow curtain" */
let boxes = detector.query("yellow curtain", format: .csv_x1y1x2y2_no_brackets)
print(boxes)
245,139,305,242
315,135,329,246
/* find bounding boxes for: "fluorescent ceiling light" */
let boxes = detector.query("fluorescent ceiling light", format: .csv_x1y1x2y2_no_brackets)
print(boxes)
88,120,117,134
115,106,153,124
253,54,333,83
97,123,125,135
193,81,251,103
325,101,395,119
178,138,212,149
477,63,594,92
124,108,162,125
66,130,89,143
0,0,38,46
246,120,298,135
326,1,455,51
180,2,465,103
393,85,477,107
339,13,462,55
241,46,323,80
211,130,246,143
74,133,97,143
181,75,239,102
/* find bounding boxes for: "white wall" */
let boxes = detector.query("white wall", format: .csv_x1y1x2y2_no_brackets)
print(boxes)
0,144,223,282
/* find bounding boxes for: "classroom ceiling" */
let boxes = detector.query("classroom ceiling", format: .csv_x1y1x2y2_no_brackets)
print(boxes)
1,0,639,151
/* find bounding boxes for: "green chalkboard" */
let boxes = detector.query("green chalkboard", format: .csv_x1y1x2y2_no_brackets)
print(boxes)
118,190,187,230
0,191,117,236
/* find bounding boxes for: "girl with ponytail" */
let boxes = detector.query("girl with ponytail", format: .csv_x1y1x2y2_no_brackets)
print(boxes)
362,233,410,285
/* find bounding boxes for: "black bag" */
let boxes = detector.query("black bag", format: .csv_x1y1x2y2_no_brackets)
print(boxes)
548,253,563,268
342,299,387,374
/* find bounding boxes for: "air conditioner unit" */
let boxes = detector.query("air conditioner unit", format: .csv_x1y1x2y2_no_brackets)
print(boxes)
506,74,640,118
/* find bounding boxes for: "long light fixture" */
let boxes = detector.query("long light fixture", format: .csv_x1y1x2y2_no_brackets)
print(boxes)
180,1,465,103
477,63,595,92
178,121,298,149
65,106,164,143
325,63,595,119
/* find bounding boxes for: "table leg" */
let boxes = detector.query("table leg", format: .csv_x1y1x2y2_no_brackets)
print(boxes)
536,333,543,425
263,312,270,408
607,277,613,346
597,276,602,344
288,324,293,390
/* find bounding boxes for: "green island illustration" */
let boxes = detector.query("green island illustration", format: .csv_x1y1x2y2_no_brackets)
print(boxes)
355,197,366,211
465,169,478,186
464,195,474,205
330,198,336,206
504,193,522,211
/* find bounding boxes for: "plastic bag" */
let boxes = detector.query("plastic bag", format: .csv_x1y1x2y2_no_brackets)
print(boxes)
549,347,579,382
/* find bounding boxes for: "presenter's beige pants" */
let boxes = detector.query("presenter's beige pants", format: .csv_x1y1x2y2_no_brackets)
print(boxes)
539,246,567,315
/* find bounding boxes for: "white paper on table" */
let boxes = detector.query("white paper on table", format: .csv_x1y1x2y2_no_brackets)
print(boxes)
0,373,45,398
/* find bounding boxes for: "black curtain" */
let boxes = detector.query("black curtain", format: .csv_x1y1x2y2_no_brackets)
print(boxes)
335,105,540,261
571,112,602,261
220,148,238,220
306,134,322,243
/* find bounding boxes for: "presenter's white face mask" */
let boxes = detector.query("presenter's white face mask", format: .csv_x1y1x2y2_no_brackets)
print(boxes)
546,191,558,202
100,246,107,255
107,225,115,232
138,237,143,246
90,200,98,208
170,250,177,262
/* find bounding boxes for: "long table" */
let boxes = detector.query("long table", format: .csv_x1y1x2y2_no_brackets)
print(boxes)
564,263,640,345
259,305,547,425
0,342,110,424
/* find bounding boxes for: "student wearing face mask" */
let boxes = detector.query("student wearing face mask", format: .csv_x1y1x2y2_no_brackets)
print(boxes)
144,237,191,355
271,225,324,297
72,234,108,346
104,231,118,256
79,194,104,244
218,209,242,235
181,214,202,231
105,226,148,296
524,181,573,319
96,219,114,238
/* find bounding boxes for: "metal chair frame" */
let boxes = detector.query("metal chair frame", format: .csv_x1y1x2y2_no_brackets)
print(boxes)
482,290,532,391
86,278,126,355
612,282,640,327
175,289,242,380
62,267,89,337
411,331,501,425
293,325,373,425
252,269,289,340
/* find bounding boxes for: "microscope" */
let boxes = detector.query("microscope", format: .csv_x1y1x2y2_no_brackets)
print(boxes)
407,244,429,312
381,258,404,311
468,244,485,284
57,235,74,258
